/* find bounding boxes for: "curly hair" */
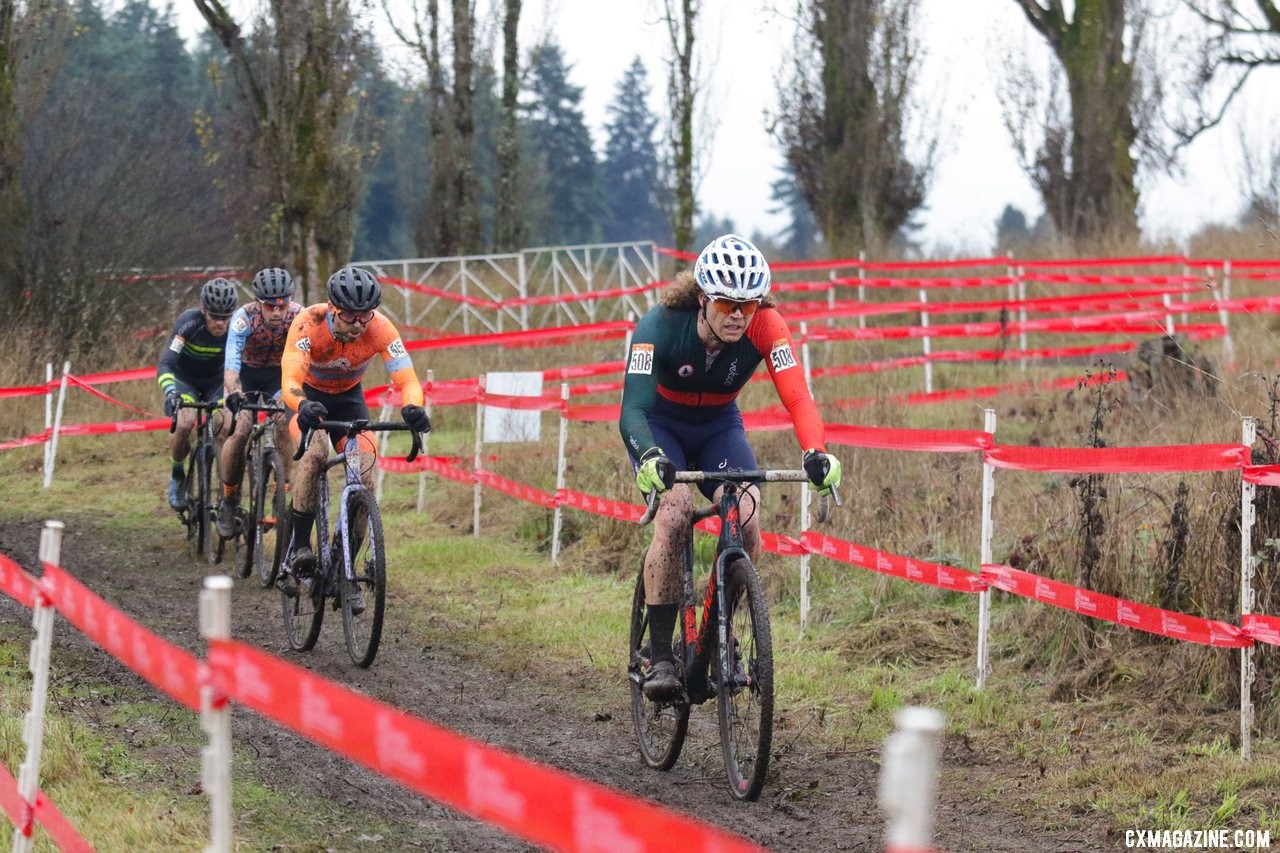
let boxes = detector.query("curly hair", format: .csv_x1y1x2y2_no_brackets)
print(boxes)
659,270,778,310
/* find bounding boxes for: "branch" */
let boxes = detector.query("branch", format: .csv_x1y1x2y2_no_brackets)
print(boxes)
191,0,268,120
1012,0,1066,49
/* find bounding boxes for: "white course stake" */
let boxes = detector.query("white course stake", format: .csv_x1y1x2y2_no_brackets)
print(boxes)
976,408,997,689
417,369,434,514
473,375,486,537
42,363,52,475
880,706,945,853
552,383,570,564
12,521,63,853
1240,417,1257,760
199,576,234,853
42,361,71,489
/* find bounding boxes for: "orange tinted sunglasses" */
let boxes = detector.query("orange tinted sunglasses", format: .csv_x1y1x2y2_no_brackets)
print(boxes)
708,297,761,317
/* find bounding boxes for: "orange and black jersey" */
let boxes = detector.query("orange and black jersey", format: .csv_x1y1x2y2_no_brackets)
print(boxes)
619,305,825,459
280,305,423,412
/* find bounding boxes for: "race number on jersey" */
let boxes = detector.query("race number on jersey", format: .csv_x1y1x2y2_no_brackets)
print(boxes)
628,343,654,375
169,335,185,353
387,339,407,359
295,336,311,353
769,341,797,372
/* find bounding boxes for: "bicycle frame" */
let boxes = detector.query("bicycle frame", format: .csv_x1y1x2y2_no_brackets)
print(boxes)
315,433,371,591
682,483,752,703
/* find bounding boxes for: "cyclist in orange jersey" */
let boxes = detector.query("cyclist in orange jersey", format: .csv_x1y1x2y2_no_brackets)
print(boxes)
279,266,430,576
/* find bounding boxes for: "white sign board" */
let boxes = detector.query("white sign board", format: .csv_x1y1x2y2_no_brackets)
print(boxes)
483,371,544,443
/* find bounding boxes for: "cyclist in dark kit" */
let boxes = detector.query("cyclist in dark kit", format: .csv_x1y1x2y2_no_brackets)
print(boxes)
619,234,842,699
158,277,238,510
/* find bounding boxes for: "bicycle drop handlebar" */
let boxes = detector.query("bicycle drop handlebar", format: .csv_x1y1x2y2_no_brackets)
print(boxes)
225,399,288,437
637,469,840,527
170,399,222,434
294,420,424,463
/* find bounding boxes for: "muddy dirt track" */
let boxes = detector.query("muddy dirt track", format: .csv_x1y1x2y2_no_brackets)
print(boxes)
0,512,1114,852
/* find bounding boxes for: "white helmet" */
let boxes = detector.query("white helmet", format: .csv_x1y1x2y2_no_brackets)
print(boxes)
694,233,771,301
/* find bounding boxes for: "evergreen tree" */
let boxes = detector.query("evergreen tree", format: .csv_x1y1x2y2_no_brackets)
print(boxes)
599,57,668,244
521,41,601,246
769,171,819,259
353,69,429,261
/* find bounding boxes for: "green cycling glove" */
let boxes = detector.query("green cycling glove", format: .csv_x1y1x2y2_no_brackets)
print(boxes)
636,448,676,494
803,449,842,495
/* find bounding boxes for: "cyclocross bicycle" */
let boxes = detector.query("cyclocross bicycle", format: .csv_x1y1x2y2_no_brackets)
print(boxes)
280,419,423,667
227,394,290,587
171,399,225,565
628,469,834,801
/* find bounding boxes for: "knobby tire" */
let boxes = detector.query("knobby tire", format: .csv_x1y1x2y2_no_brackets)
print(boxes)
184,448,202,560
254,449,287,588
235,444,259,579
717,557,774,801
340,490,386,667
281,507,324,652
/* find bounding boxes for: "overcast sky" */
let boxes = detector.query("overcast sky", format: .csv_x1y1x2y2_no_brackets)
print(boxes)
166,0,1279,255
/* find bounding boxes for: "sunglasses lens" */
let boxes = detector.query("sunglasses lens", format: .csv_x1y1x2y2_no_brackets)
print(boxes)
712,298,759,316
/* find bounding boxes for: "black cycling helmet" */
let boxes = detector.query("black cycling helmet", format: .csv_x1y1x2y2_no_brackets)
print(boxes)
201,277,239,317
252,267,295,301
327,266,381,312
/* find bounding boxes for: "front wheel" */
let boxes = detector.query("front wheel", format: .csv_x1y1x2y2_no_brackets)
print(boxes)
628,568,689,770
254,450,287,588
184,448,203,560
341,490,386,668
717,557,774,801
205,443,225,566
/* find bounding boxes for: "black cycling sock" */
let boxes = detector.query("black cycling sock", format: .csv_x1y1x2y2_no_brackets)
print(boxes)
170,461,183,481
647,604,678,662
290,509,315,551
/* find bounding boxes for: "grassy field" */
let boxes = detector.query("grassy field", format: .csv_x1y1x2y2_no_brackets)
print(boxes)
3,250,1280,848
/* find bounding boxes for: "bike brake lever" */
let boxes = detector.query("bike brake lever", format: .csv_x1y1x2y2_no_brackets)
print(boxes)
406,427,423,463
293,428,312,461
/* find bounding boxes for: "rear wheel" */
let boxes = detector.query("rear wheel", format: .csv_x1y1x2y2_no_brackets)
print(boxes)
341,490,386,667
280,509,324,652
716,557,774,801
628,569,689,770
255,450,287,588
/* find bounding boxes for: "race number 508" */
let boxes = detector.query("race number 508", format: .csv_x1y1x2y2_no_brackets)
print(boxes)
628,344,654,375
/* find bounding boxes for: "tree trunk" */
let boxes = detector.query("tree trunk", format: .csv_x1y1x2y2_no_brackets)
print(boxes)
494,0,522,251
0,0,25,309
1014,0,1139,241
662,0,697,254
449,0,480,254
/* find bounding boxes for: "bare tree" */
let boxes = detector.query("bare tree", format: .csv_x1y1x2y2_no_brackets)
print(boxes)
773,0,936,254
494,0,522,250
1004,0,1163,242
658,0,698,253
1177,1,1280,142
382,0,482,255
193,0,372,299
